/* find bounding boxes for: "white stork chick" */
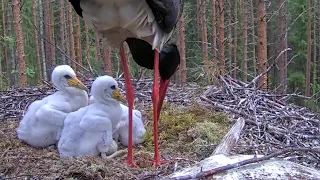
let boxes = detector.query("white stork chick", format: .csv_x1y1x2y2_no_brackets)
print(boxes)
16,65,89,148
114,104,146,147
57,75,126,158
89,96,146,146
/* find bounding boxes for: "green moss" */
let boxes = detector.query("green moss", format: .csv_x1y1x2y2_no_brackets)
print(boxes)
196,121,229,142
142,102,230,151
142,129,154,151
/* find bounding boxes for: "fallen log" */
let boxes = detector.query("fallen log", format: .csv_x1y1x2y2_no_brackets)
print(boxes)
163,147,320,180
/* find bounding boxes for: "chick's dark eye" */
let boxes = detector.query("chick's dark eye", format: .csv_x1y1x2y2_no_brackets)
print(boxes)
64,75,72,79
110,85,116,90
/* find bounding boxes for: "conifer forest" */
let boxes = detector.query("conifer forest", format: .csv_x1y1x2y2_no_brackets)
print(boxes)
0,0,320,179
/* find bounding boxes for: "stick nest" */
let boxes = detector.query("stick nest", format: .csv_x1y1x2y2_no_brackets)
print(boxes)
198,76,320,170
0,76,319,179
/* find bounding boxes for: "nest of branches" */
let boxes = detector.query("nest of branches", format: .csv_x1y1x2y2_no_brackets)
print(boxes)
1,74,319,179
0,78,202,121
0,77,209,179
198,75,320,170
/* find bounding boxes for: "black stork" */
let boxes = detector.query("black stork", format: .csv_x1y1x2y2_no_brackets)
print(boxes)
68,0,183,167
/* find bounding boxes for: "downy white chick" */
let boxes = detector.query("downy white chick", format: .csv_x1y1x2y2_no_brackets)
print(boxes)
89,96,146,146
16,65,89,148
114,104,146,146
58,75,126,158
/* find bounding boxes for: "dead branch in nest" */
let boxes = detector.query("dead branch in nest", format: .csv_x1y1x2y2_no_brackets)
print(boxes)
247,48,292,88
212,117,245,156
169,147,320,180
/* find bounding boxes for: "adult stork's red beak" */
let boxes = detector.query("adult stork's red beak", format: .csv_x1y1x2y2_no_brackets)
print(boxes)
157,65,180,121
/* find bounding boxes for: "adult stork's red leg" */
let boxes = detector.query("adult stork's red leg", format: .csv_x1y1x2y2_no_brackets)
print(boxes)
157,79,170,121
119,44,135,167
152,50,161,167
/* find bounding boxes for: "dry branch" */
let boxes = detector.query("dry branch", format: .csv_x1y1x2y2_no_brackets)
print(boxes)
212,117,245,155
246,48,292,88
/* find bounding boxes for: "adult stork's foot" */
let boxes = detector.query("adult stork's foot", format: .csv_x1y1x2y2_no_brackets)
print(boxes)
127,158,137,167
152,153,169,167
152,152,175,167
152,152,161,167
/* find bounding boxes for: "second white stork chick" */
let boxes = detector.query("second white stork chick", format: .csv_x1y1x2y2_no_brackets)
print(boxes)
89,96,146,146
16,65,89,148
114,104,146,147
58,75,126,158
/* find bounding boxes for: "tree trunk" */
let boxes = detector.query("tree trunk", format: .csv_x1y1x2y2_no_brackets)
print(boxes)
103,40,112,76
250,0,256,77
32,0,42,84
95,30,102,73
75,15,82,72
242,0,248,82
43,0,51,74
49,1,55,66
85,25,90,65
318,0,320,84
0,1,2,88
59,0,66,64
6,0,17,87
284,1,288,87
38,0,47,81
218,0,225,75
305,0,311,96
197,0,201,41
277,0,287,94
1,0,9,87
257,0,268,89
179,12,187,86
65,3,70,64
228,0,232,73
211,0,217,61
68,4,76,71
12,0,27,87
233,0,238,78
200,0,209,76
312,0,317,95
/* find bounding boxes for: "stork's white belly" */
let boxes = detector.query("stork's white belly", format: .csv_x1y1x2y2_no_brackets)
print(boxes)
80,0,167,50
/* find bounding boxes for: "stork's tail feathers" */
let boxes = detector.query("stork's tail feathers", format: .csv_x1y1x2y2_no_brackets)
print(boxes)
152,23,173,51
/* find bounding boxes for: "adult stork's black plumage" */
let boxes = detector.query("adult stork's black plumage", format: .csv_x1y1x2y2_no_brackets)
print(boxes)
68,0,183,167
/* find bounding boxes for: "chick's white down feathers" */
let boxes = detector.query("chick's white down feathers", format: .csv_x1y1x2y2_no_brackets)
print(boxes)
58,75,123,158
16,65,88,148
114,104,146,146
89,96,146,146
